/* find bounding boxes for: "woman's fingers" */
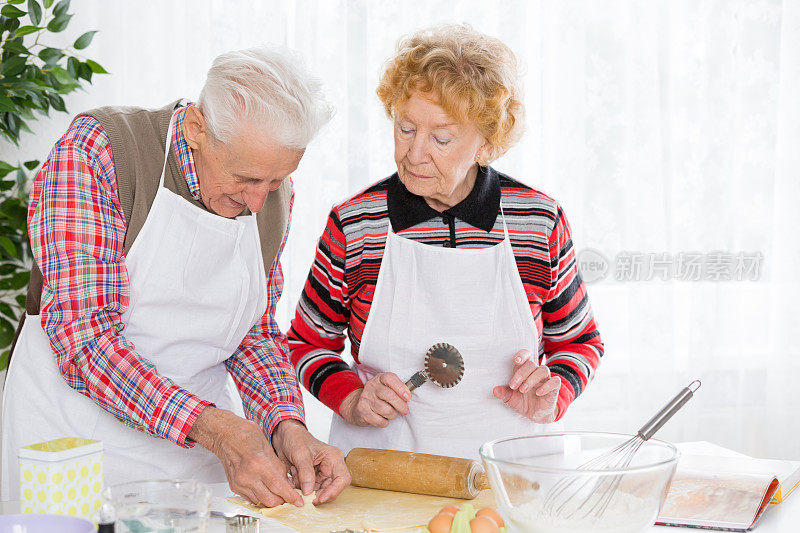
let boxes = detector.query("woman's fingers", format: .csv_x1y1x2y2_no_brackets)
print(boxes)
379,372,412,401
375,384,410,416
535,375,561,397
495,351,562,422
509,349,538,390
519,365,551,394
357,373,411,426
493,385,513,403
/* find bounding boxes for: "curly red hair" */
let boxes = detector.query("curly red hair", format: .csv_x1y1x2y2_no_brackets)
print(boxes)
377,24,524,160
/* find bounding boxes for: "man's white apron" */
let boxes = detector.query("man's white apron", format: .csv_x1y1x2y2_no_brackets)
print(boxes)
1,116,268,499
329,207,562,460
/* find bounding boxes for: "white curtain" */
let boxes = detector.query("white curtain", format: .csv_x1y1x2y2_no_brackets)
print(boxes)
2,0,798,460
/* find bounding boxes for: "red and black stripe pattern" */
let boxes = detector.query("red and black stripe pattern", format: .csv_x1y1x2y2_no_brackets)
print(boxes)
288,168,603,420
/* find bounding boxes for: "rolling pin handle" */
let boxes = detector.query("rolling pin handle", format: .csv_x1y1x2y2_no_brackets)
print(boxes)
475,470,490,491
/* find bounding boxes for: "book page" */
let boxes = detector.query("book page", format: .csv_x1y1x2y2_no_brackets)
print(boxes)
658,468,779,529
677,448,800,504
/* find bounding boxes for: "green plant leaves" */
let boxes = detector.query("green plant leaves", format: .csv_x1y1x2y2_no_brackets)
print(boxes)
3,40,30,55
1,4,26,17
15,24,41,36
78,61,92,81
46,12,72,32
0,322,15,354
51,0,68,16
0,161,18,178
2,56,27,77
47,92,65,111
0,95,15,113
38,46,63,65
27,0,41,25
0,237,17,258
73,30,97,49
50,65,73,85
85,59,107,73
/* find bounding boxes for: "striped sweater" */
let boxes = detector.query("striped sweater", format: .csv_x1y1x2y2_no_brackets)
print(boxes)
288,167,603,420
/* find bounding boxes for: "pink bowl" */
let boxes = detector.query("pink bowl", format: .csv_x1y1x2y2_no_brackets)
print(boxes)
0,514,96,532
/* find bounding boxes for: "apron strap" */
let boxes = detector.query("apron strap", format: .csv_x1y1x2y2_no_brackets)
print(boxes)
499,201,510,239
158,115,176,189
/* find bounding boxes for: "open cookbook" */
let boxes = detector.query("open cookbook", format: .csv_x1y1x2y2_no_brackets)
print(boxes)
656,442,800,531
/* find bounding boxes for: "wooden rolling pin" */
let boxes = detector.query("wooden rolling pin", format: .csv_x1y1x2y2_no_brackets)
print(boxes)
344,448,490,499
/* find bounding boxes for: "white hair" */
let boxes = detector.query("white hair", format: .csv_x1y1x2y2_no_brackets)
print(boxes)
198,46,333,149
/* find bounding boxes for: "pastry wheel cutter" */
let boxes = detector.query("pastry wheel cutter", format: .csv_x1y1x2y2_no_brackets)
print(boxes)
404,342,464,391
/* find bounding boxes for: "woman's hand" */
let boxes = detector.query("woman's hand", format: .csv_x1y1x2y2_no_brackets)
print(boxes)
338,372,411,427
493,349,561,423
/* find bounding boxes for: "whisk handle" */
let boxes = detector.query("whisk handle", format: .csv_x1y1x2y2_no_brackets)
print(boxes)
637,380,701,440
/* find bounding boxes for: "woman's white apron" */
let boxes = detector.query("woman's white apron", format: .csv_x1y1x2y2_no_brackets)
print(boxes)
329,208,562,460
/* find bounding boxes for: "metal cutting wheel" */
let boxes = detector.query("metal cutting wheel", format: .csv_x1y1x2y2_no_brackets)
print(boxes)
405,342,465,391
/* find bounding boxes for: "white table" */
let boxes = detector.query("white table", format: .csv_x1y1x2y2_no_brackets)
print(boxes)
2,483,797,532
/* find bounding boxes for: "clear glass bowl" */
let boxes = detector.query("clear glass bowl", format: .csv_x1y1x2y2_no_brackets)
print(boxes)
479,433,679,533
0,514,95,533
103,479,212,533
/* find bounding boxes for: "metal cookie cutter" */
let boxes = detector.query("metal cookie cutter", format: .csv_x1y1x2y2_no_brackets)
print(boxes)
405,342,464,391
225,515,259,533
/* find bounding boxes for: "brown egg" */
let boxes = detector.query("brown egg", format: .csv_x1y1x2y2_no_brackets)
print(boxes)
428,511,455,533
475,507,505,527
469,515,500,533
440,504,461,515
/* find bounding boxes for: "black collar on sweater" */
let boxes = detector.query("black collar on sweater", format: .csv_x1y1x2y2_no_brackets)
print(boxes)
387,165,500,233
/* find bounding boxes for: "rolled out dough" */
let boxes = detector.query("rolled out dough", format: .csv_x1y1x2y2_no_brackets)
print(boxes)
256,490,320,517
229,486,496,532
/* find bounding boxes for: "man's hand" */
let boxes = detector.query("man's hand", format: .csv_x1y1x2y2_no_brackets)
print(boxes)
271,419,351,504
187,406,304,508
338,373,411,427
492,349,561,423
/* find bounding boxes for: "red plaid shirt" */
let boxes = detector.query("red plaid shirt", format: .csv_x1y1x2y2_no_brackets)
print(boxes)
28,104,304,447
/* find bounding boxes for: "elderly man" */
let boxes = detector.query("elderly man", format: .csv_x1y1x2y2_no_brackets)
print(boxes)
1,46,349,508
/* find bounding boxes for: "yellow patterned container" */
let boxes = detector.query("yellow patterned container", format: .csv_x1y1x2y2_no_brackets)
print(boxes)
18,437,103,520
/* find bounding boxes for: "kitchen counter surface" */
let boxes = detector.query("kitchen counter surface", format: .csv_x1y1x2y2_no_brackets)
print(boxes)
1,481,796,532
1,440,796,532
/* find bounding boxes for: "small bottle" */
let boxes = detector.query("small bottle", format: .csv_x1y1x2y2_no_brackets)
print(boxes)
96,500,116,533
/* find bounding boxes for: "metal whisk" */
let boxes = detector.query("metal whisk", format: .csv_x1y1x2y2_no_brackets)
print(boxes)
544,380,701,519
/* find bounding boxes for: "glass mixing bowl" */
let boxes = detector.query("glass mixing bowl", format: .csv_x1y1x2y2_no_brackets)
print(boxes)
103,479,212,533
479,433,679,533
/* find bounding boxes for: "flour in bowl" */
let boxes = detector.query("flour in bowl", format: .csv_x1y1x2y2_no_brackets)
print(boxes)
508,491,658,533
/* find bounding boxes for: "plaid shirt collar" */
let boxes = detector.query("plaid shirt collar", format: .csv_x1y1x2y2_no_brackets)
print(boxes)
172,103,201,201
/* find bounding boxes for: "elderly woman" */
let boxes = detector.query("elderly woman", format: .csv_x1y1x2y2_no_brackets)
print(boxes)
288,25,603,459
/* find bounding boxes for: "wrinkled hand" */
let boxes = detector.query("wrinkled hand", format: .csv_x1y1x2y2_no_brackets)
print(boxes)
493,349,561,423
338,372,411,427
187,406,304,508
271,419,350,504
